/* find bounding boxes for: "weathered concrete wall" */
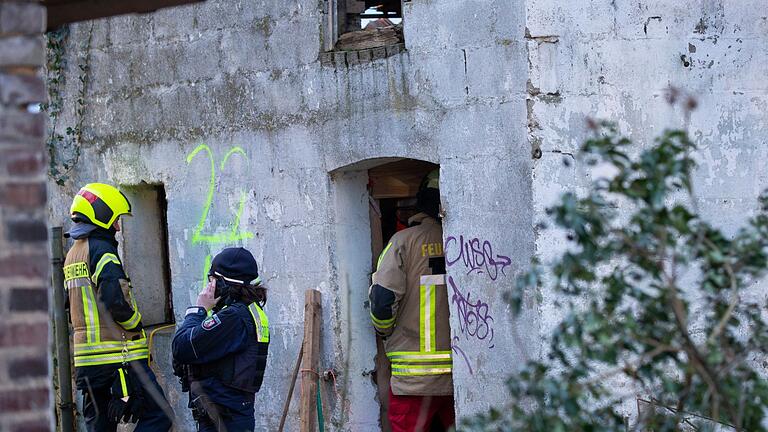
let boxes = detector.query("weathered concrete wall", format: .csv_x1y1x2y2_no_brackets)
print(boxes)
46,0,767,429
528,0,768,422
47,0,530,429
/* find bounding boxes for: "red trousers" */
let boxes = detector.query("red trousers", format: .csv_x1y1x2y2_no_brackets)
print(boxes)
388,387,455,432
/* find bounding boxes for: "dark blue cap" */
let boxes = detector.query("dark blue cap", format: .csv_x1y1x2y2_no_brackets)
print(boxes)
209,247,260,285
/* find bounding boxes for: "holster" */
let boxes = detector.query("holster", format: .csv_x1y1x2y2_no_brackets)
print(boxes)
189,382,232,424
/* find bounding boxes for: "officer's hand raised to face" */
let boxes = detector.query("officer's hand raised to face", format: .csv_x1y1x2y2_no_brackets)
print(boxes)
196,279,220,312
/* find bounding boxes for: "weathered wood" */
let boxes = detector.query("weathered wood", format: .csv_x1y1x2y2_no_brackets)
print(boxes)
334,25,403,51
299,289,322,432
278,344,304,432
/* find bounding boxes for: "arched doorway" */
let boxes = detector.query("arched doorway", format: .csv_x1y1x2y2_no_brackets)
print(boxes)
330,157,439,431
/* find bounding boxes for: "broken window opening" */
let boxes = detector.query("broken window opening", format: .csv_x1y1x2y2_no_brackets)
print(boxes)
326,0,405,54
117,183,174,327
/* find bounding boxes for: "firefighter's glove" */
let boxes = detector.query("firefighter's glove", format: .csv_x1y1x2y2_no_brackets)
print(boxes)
108,367,145,423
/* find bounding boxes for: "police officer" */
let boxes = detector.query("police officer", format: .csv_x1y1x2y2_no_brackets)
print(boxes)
369,169,455,432
172,247,270,432
63,183,173,431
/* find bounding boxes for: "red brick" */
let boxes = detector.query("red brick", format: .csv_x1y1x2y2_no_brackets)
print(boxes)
0,3,45,35
0,321,47,348
9,355,48,379
2,148,44,175
0,253,49,278
0,182,46,208
0,111,45,142
0,73,44,105
6,219,47,242
0,35,43,68
9,287,48,311
0,386,48,413
9,418,50,432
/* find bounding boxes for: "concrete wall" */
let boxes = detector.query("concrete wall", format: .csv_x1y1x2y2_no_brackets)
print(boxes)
46,0,767,429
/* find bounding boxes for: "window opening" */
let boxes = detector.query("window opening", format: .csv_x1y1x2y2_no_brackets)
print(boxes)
329,0,405,52
366,158,438,431
118,183,174,326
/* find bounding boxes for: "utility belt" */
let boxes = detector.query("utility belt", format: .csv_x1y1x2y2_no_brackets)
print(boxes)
190,393,235,423
175,362,239,424
188,381,243,426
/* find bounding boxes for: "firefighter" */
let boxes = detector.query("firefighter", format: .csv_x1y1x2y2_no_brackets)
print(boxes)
63,183,172,431
172,247,270,432
369,169,455,432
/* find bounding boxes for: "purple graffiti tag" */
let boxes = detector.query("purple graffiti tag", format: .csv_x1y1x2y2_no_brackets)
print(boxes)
449,275,495,348
451,336,474,375
445,235,512,281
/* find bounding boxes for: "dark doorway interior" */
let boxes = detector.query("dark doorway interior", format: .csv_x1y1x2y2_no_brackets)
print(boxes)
367,158,438,431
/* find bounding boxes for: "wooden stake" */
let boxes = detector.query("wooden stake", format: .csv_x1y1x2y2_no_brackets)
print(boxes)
300,289,322,432
278,344,303,432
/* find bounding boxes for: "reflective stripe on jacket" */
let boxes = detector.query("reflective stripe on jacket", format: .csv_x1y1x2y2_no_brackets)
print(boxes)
173,301,270,408
64,239,148,367
369,213,453,396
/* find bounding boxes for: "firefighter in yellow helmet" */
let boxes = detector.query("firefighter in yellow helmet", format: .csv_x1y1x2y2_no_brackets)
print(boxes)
369,169,455,432
63,183,172,431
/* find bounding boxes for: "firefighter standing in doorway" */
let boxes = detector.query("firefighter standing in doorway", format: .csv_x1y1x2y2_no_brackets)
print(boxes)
172,247,270,432
63,183,173,431
369,169,455,432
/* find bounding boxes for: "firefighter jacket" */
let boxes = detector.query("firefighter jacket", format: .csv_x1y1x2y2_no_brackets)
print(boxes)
369,213,453,396
63,227,148,388
172,300,269,413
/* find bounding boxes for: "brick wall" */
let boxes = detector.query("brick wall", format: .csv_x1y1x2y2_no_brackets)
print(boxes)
0,2,52,431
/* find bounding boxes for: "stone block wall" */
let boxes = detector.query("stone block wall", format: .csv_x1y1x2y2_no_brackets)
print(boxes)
0,1,51,431
44,0,768,429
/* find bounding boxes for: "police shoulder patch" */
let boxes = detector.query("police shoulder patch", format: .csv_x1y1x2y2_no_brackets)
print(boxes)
201,314,221,331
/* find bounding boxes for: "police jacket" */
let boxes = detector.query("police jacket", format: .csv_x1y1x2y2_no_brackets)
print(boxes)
369,213,453,396
172,300,269,411
63,224,148,389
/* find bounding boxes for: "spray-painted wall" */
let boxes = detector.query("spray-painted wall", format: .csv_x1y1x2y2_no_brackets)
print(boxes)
46,0,767,429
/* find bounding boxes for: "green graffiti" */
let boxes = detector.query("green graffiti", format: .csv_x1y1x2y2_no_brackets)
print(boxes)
186,144,254,245
186,144,253,291
201,253,211,290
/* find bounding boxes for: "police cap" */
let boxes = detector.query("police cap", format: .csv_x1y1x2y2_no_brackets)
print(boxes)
209,247,261,286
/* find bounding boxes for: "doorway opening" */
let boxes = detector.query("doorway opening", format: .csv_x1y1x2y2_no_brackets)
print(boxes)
118,183,174,327
368,159,439,431
330,157,439,430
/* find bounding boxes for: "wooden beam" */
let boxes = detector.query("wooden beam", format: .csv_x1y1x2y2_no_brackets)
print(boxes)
44,0,205,31
299,289,322,432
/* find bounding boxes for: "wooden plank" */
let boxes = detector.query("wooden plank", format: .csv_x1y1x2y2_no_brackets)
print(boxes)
300,289,322,432
44,0,204,30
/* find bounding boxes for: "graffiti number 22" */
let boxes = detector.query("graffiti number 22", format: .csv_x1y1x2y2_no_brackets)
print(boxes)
186,144,254,245
186,144,254,289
